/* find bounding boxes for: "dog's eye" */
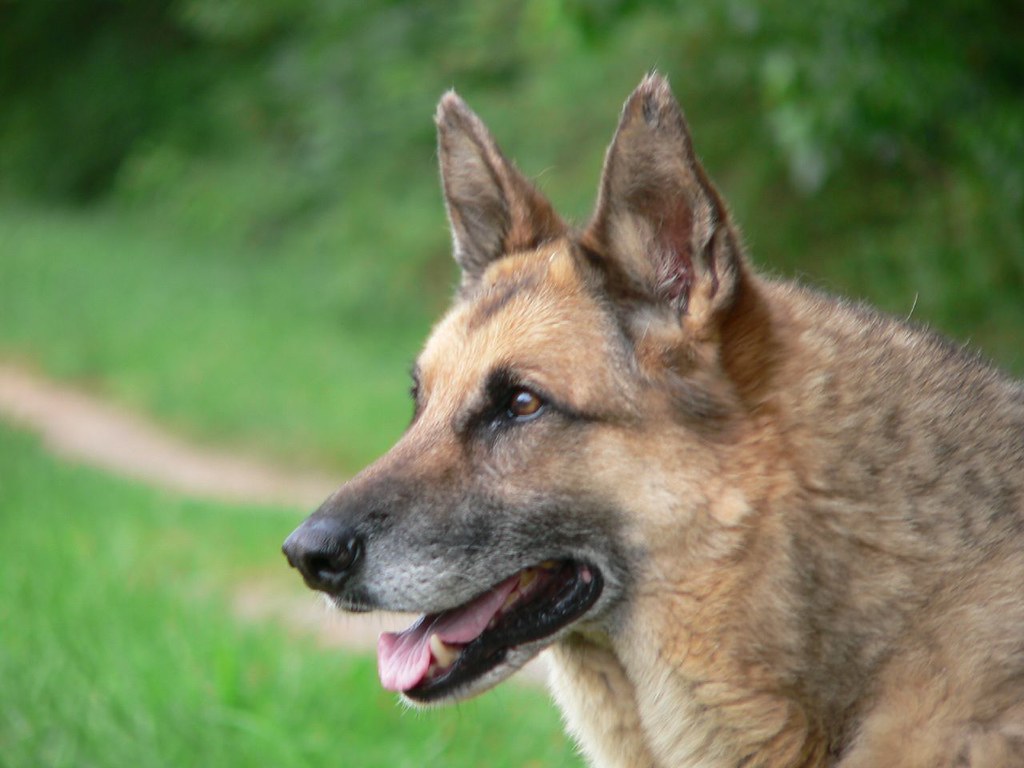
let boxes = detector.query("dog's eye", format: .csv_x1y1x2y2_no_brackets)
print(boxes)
507,388,543,420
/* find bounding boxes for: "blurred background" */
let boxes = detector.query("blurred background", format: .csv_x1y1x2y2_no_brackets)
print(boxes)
1,2,1021,766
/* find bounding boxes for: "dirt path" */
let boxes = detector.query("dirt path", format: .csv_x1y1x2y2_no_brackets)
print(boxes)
0,364,339,508
0,362,548,686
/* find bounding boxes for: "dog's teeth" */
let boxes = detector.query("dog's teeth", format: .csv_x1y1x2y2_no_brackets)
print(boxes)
429,633,459,668
581,566,593,584
518,569,538,590
540,560,558,570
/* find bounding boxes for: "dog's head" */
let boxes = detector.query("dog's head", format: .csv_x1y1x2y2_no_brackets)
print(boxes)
284,74,762,704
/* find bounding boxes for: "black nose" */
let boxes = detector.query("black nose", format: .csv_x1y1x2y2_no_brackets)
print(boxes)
282,517,363,595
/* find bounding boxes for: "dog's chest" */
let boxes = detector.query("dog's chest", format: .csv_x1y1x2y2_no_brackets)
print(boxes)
633,677,741,768
547,640,741,768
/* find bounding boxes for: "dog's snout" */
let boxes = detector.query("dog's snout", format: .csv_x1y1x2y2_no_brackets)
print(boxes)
282,517,363,595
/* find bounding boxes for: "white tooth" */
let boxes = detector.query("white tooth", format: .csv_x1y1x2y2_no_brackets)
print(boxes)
429,633,459,668
518,569,538,590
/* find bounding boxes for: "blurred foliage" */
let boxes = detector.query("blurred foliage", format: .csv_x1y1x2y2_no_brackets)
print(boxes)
3,0,1021,206
0,0,1022,466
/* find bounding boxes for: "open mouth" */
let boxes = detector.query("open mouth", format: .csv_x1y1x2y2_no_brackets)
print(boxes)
377,560,603,703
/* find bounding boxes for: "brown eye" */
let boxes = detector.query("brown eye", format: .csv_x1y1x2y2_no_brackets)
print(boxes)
507,389,543,419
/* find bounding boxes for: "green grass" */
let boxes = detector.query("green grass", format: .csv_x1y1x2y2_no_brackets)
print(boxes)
0,423,581,768
0,200,449,473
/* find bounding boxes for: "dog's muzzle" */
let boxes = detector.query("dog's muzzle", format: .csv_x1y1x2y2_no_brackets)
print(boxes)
282,517,363,596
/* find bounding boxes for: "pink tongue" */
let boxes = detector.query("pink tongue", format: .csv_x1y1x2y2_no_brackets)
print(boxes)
377,576,519,692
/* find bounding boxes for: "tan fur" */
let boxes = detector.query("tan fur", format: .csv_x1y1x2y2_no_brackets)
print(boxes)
284,74,1024,766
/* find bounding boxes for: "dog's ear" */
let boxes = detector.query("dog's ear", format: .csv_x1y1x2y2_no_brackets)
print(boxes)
436,92,564,288
584,74,745,329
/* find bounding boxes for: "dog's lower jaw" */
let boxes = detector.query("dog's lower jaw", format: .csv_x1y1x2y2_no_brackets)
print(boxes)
386,559,608,703
401,641,544,708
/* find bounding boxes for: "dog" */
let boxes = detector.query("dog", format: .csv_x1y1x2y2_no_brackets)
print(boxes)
283,74,1024,767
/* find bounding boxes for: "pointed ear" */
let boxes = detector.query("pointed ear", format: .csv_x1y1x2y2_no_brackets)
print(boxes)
436,91,564,287
584,74,745,327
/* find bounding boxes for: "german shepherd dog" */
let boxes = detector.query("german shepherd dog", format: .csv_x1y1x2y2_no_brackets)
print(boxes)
283,75,1024,766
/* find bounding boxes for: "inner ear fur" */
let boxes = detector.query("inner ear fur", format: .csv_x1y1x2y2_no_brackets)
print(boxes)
436,92,565,288
582,73,746,328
